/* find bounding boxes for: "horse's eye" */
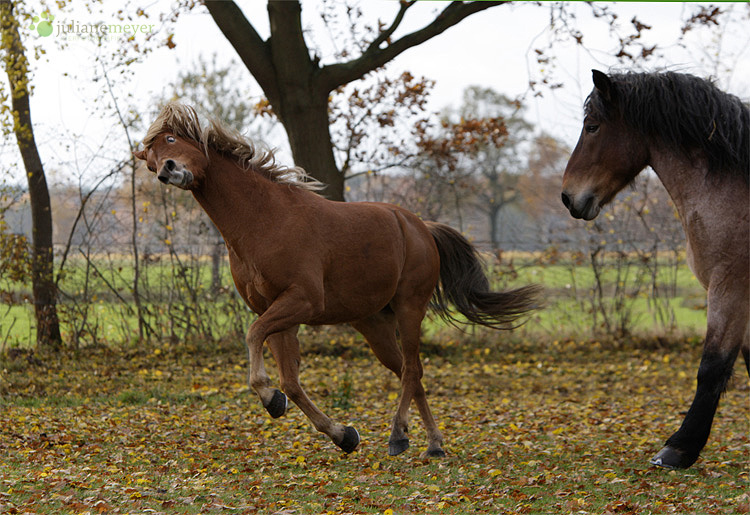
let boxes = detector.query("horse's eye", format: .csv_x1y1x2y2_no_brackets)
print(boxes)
585,124,600,134
166,135,176,143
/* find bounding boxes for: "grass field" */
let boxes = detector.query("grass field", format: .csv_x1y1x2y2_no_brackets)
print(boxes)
1,335,747,514
1,254,708,349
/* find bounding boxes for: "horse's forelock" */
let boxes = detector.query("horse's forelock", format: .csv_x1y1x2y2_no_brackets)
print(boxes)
584,88,614,122
143,103,204,149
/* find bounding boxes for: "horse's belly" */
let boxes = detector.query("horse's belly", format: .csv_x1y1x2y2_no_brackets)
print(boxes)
313,270,400,324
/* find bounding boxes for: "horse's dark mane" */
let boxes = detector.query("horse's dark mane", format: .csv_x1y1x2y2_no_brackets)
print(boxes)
586,71,749,181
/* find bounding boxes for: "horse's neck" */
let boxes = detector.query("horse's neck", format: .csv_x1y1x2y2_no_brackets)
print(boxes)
192,154,277,247
648,149,720,225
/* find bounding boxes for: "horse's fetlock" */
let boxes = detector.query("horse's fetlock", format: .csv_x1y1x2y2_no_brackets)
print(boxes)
250,377,271,391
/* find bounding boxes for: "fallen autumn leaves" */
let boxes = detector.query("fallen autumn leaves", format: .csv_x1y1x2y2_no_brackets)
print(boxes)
1,335,748,514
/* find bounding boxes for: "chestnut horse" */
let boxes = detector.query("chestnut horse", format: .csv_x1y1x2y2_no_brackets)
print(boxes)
135,103,540,457
562,70,749,469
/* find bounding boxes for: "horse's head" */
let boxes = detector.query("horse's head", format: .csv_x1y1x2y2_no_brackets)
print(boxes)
561,70,649,220
133,132,207,190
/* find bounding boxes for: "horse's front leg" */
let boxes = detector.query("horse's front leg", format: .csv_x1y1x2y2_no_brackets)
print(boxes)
245,323,286,418
244,285,319,419
651,284,748,469
267,329,360,453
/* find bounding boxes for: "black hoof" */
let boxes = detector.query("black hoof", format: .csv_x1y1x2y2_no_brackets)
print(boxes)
388,437,410,456
264,389,287,419
424,448,447,458
337,426,360,454
650,446,696,469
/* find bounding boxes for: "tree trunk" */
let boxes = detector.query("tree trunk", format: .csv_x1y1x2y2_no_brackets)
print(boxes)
280,94,344,200
265,1,343,200
489,203,501,250
1,0,63,349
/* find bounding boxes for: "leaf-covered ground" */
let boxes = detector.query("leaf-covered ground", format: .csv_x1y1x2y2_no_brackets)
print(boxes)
1,335,748,514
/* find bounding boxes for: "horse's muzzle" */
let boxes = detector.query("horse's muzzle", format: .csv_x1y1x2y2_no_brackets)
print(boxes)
157,159,194,189
561,190,600,220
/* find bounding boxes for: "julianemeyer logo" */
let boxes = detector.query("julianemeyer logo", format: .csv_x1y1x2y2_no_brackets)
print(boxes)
29,10,154,40
29,12,54,37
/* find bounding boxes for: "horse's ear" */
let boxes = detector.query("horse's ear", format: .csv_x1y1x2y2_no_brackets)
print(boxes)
592,69,614,102
133,149,147,161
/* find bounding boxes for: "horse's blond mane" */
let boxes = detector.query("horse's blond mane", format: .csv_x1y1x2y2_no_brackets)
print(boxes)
142,102,324,191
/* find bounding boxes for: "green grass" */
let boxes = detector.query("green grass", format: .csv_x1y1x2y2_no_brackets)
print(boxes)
1,254,708,348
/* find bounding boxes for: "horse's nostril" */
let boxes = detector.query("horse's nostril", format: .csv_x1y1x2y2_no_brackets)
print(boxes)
561,191,571,209
165,159,176,172
157,174,169,184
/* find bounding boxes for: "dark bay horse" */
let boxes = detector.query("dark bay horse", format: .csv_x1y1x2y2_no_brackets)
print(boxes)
134,103,540,457
562,70,749,469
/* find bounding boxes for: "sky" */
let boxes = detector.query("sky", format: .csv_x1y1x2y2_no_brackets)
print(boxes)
2,1,749,187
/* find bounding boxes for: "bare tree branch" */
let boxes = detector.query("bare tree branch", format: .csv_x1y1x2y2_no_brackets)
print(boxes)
320,1,506,91
367,1,416,52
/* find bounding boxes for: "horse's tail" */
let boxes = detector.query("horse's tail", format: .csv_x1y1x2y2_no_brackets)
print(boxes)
426,221,542,329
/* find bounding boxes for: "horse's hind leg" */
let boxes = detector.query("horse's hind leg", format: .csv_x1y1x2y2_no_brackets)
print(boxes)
352,310,403,377
352,311,411,456
651,284,748,469
393,305,445,458
267,328,360,453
